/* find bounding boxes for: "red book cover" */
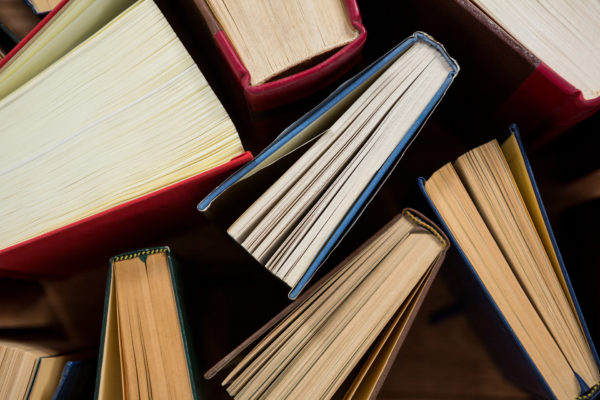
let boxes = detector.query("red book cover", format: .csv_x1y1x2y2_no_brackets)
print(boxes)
500,63,600,146
0,151,252,279
0,0,70,69
447,0,600,145
0,0,254,278
194,0,367,112
371,0,599,146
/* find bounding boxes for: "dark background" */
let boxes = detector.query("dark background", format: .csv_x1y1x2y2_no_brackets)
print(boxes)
0,0,597,398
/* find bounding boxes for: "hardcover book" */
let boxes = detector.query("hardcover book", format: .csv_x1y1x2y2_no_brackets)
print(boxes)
193,0,367,111
420,125,600,400
199,32,458,299
205,209,449,400
0,0,252,278
0,337,90,400
95,247,198,400
384,0,600,145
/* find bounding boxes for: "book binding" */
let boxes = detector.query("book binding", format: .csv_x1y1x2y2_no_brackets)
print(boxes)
205,208,450,400
199,32,458,299
197,0,367,112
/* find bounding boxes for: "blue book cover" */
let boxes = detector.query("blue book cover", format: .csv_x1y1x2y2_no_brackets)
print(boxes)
52,359,96,400
198,31,459,299
418,125,600,400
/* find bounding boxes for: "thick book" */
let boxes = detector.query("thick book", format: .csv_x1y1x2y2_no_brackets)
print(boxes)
205,209,449,400
391,0,600,145
193,0,366,112
199,32,458,299
0,0,252,278
95,247,198,400
419,125,600,400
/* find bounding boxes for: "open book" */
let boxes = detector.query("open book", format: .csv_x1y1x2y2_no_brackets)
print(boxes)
0,0,250,277
421,126,600,400
199,32,458,299
205,210,449,400
96,247,197,400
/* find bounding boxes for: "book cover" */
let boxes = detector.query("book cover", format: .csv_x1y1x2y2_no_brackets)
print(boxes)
204,209,450,400
192,0,367,112
198,32,458,299
0,152,251,278
374,0,600,146
418,125,600,400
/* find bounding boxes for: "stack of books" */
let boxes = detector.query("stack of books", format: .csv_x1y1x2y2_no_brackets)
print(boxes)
0,0,598,399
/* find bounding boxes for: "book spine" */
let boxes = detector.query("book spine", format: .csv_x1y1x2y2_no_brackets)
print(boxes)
203,0,366,111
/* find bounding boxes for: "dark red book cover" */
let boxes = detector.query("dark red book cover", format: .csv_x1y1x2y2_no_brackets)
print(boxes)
448,0,599,145
365,0,599,146
453,0,600,145
194,0,367,112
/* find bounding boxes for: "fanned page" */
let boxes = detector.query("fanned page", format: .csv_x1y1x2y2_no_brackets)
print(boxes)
0,0,138,99
0,0,244,251
205,0,359,85
221,212,445,400
228,39,452,288
424,141,599,400
469,0,600,100
0,338,76,400
111,251,193,400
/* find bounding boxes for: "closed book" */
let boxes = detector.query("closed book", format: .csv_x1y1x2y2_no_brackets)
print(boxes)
52,359,96,400
199,32,458,299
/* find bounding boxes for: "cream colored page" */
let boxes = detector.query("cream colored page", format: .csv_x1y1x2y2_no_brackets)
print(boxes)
206,0,358,84
272,52,452,286
0,0,243,250
471,0,600,99
0,0,137,98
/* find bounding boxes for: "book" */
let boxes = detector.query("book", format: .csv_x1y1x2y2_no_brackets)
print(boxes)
0,0,137,98
95,247,198,400
420,125,600,400
205,209,449,400
193,0,366,111
24,0,63,16
0,0,252,278
385,0,600,145
199,32,458,299
467,0,600,143
0,336,89,400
